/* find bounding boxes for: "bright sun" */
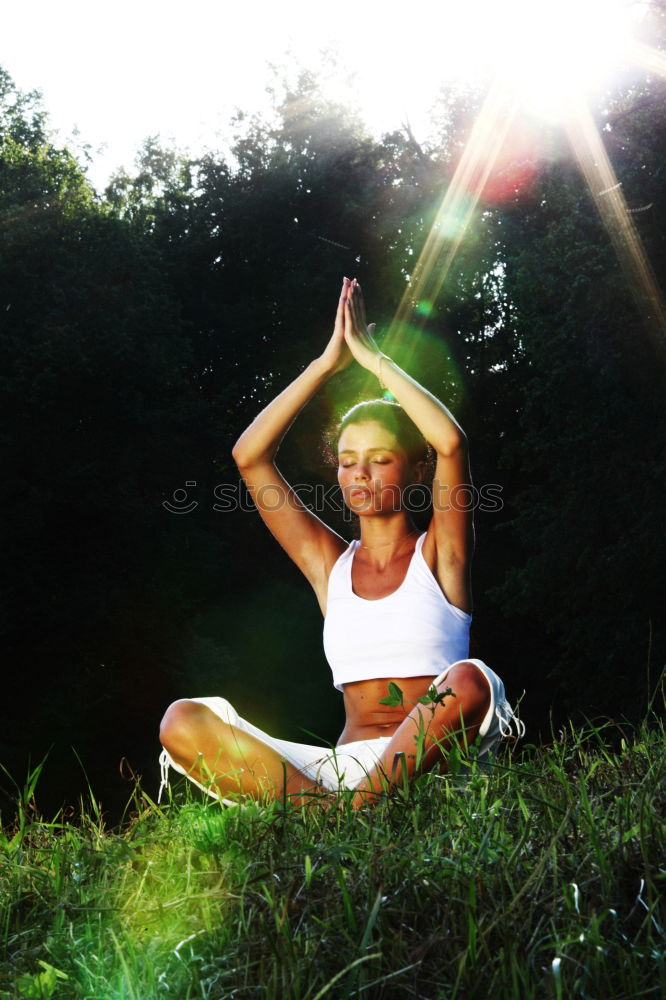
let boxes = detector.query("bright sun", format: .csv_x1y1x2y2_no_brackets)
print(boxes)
483,0,645,120
316,0,652,144
379,0,666,356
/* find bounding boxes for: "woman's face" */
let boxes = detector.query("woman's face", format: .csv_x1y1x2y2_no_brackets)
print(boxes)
337,420,421,515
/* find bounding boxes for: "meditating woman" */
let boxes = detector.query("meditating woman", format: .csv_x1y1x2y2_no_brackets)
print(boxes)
159,277,522,808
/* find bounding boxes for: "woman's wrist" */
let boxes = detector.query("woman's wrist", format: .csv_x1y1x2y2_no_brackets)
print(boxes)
376,353,386,390
375,353,391,390
311,355,337,381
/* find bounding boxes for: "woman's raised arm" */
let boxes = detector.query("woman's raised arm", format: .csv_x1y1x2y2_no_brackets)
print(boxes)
343,281,474,612
231,279,352,610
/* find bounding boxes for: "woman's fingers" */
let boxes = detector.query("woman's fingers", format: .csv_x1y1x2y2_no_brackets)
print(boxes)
335,277,351,332
349,284,365,334
343,296,353,334
345,279,371,339
346,281,357,315
335,282,345,322
353,282,367,327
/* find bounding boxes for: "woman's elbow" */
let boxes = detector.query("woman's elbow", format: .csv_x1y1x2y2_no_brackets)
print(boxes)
438,430,467,458
231,440,248,469
231,431,258,470
232,438,272,472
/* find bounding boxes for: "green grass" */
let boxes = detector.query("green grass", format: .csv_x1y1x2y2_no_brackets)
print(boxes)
1,715,664,1000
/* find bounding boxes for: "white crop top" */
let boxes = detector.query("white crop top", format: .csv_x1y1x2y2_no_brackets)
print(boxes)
323,533,471,692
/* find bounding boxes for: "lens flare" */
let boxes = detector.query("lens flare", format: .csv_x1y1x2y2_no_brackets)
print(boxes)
384,82,519,352
383,0,666,355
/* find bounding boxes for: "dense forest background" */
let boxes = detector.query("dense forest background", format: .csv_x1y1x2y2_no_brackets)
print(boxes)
1,34,665,820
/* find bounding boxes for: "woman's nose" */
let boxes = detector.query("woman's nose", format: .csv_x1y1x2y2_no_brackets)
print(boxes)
353,464,369,480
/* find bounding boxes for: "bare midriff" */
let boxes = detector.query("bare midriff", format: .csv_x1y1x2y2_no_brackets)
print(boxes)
337,675,440,744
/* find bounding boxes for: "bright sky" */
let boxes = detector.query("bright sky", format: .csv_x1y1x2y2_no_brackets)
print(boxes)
1,0,651,191
1,0,473,190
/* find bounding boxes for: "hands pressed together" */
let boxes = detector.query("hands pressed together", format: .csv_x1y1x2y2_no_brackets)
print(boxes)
320,276,385,380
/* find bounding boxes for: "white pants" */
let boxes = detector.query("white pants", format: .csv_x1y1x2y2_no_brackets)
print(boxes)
158,659,524,802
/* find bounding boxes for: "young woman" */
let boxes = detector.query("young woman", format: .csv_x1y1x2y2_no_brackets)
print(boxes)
159,277,522,808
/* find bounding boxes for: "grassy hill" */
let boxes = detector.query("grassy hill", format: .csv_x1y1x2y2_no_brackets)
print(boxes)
1,713,664,999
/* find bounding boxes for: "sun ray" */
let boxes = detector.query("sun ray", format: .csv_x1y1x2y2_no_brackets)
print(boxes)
372,2,666,377
564,96,666,357
383,82,519,359
626,38,666,79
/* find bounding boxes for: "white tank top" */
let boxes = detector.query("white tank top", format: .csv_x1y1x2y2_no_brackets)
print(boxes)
323,533,471,691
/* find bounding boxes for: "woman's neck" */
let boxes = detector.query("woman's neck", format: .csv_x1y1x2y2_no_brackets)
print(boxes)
357,518,418,566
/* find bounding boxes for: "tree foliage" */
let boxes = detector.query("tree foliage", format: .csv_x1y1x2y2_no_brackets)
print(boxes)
488,69,666,720
1,56,664,816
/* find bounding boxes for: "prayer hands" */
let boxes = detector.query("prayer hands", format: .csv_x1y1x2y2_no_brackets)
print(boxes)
318,277,383,380
343,278,383,375
318,277,354,376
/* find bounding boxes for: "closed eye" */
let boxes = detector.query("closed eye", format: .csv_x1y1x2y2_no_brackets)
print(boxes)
339,454,393,467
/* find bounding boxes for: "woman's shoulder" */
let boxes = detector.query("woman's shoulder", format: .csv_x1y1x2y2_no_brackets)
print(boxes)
418,523,472,615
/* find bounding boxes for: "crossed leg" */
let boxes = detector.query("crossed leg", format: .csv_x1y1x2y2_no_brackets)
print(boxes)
348,660,492,808
159,700,327,805
160,660,492,809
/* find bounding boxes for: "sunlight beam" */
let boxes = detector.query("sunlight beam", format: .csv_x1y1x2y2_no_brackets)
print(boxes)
565,97,666,357
384,82,519,357
626,38,666,79
372,0,666,375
